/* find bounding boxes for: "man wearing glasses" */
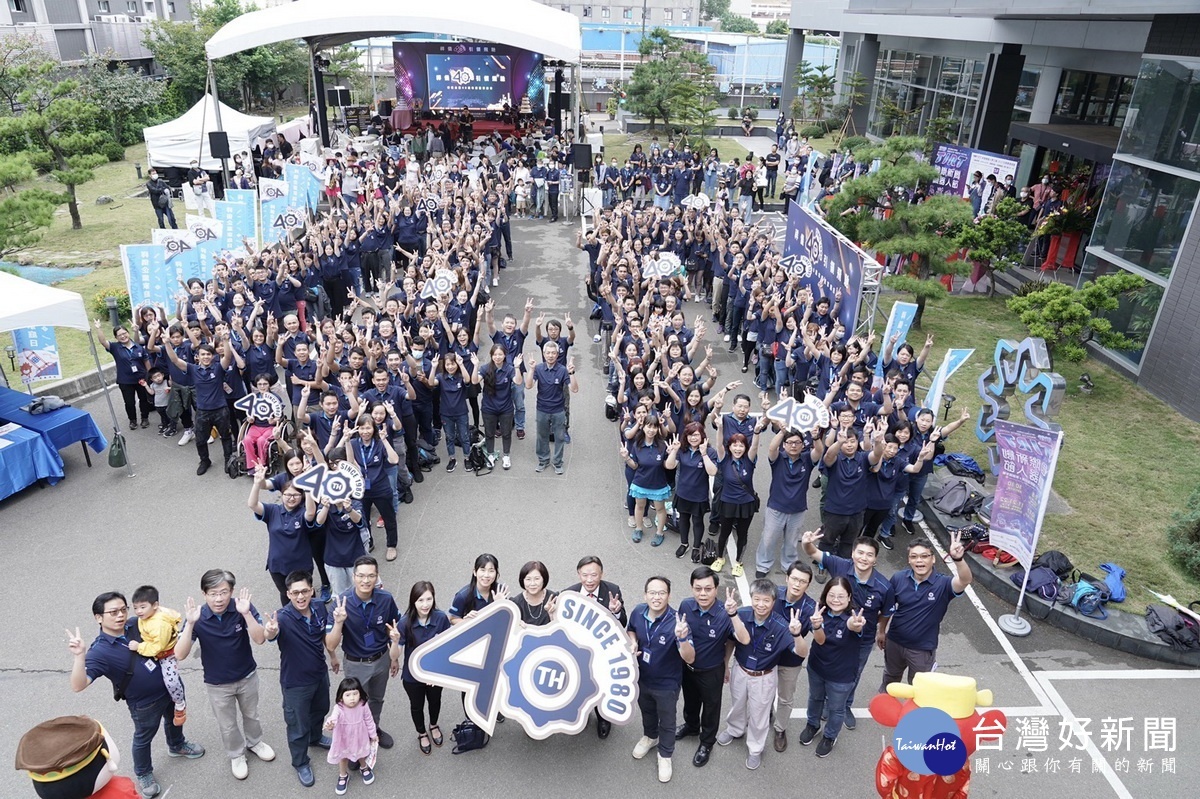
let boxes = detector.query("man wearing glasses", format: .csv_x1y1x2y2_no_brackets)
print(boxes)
68,592,206,798
325,556,400,750
263,570,336,787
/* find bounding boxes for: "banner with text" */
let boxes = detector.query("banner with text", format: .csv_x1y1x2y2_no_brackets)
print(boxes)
12,326,60,384
186,215,224,281
781,203,865,340
151,228,200,283
121,243,174,307
988,420,1063,570
929,143,1019,200
259,178,291,245
284,163,323,212
876,302,918,378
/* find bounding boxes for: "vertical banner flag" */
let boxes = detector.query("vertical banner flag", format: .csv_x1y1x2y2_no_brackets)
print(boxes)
284,163,323,212
121,244,172,307
925,348,975,413
781,203,865,340
259,177,291,245
217,188,259,249
186,215,224,281
989,420,1063,570
876,302,918,378
151,228,200,283
929,143,1020,200
12,326,60,384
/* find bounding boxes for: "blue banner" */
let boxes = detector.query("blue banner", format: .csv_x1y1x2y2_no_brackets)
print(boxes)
876,301,918,378
121,244,173,307
925,348,974,413
186,215,224,282
781,203,864,340
151,229,201,283
12,326,60,383
259,177,291,246
284,163,323,212
217,188,259,249
989,420,1063,571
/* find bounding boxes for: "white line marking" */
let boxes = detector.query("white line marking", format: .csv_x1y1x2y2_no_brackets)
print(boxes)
1036,669,1200,681
1035,673,1134,799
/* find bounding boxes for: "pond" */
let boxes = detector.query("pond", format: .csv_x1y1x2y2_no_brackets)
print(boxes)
1,263,95,285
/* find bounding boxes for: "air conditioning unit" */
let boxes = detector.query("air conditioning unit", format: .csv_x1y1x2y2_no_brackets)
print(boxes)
135,14,155,21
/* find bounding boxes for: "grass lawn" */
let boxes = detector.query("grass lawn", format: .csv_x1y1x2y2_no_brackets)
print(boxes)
876,292,1200,613
602,132,753,167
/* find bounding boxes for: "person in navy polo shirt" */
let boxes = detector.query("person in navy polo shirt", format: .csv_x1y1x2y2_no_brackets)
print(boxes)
819,421,885,559
716,578,808,771
175,569,275,781
94,320,153,429
676,567,749,768
802,533,895,733
626,576,696,783
164,338,243,476
755,426,825,579
879,533,972,691
262,571,336,788
768,561,816,752
68,592,205,799
797,577,867,758
248,465,316,606
325,556,400,750
524,340,578,475
388,580,452,755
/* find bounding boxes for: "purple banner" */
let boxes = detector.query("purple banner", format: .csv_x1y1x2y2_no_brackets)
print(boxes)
988,420,1063,570
930,143,972,197
781,203,864,340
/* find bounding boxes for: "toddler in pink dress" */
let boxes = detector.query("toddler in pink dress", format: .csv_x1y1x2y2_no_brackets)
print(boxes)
325,677,379,795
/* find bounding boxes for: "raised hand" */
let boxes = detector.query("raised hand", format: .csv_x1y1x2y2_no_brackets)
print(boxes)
235,588,253,615
949,530,966,561
811,605,825,630
847,608,866,632
184,596,201,623
66,627,85,656
801,529,822,546
332,595,348,623
253,463,268,484
609,592,623,615
264,611,279,636
788,608,804,636
387,621,401,645
724,587,740,617
675,617,691,641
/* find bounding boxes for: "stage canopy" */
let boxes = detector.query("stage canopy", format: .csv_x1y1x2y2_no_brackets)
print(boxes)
144,96,277,171
205,0,583,63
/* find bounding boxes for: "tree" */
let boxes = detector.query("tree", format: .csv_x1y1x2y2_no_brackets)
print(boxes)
832,71,866,138
765,20,789,35
323,44,369,107
0,61,108,230
241,39,309,111
922,112,959,157
954,197,1028,296
0,153,64,257
719,12,759,34
75,52,169,145
673,55,719,151
701,0,730,20
626,29,711,130
792,60,835,125
0,33,51,116
824,136,973,327
1006,272,1146,363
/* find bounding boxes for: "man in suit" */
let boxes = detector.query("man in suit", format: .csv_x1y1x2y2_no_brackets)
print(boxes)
565,555,626,739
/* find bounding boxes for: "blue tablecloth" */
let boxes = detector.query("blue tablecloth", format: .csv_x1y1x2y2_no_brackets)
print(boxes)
0,424,64,500
0,386,108,454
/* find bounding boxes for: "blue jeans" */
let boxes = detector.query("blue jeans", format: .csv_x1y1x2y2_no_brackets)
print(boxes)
282,676,330,768
443,413,471,457
879,491,904,538
806,670,854,740
843,637,875,717
129,692,186,777
535,409,567,468
513,381,526,431
773,357,789,394
901,472,931,521
385,464,400,512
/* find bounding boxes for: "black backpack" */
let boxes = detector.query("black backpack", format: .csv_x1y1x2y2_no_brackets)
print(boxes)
1011,565,1063,603
451,719,490,754
1145,604,1200,651
932,480,985,517
1033,550,1075,579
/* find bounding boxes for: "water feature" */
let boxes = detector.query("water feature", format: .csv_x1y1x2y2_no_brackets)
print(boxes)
1,262,94,285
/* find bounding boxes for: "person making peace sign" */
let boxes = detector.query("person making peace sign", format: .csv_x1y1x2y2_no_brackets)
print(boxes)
797,576,868,758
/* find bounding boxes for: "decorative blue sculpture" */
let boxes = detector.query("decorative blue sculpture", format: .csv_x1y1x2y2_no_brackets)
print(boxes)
976,337,1065,475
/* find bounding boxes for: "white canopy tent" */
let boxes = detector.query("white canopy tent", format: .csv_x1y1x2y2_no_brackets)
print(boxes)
144,95,277,172
205,0,582,63
0,271,132,474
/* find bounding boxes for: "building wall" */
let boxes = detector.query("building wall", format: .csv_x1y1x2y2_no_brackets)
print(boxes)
539,0,702,28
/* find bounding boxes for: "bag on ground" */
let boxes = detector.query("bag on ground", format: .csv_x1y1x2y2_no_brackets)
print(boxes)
1098,562,1127,602
932,480,981,516
451,720,490,754
1012,565,1061,602
1145,604,1200,651
1033,550,1075,579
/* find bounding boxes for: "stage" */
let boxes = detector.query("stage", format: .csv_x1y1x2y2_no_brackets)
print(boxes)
390,113,521,140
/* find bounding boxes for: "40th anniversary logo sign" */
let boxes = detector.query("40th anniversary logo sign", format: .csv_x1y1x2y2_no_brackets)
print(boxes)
410,592,638,738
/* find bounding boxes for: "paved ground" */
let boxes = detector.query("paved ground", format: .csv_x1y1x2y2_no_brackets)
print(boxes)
1,215,1195,798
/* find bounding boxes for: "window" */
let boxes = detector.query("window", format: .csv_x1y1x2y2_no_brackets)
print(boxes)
682,8,690,20
664,7,672,20
1054,70,1136,126
167,1,174,13
1077,255,1164,365
126,0,137,12
8,0,26,12
98,0,110,10
582,5,591,16
622,6,631,18
1090,162,1198,279
601,5,609,16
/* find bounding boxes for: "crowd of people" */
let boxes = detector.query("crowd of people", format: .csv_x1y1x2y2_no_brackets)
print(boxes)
69,114,983,797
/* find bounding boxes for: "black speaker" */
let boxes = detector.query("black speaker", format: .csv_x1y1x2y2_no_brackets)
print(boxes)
327,87,351,107
378,99,393,117
208,131,231,160
571,143,592,169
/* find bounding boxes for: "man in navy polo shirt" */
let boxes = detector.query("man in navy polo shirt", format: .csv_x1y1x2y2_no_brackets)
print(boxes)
676,567,749,768
820,422,885,559
164,338,241,475
325,556,400,750
716,578,809,770
69,592,205,799
487,297,532,438
802,533,894,731
626,576,695,783
175,569,273,781
879,533,971,691
768,561,816,752
523,340,578,475
755,427,825,579
263,571,336,788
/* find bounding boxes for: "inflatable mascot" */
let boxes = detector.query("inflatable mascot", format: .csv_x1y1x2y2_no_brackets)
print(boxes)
15,716,137,799
869,672,1007,798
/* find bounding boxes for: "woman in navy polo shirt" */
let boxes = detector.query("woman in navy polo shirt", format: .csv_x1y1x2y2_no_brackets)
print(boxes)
898,408,970,534
798,577,866,758
664,421,718,562
448,553,508,624
429,352,471,473
389,580,450,755
342,415,400,563
248,465,316,606
712,418,767,578
621,415,671,546
474,344,518,470
882,332,933,385
94,320,152,428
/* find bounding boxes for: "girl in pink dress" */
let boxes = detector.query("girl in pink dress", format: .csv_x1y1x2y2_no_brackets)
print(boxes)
324,677,379,795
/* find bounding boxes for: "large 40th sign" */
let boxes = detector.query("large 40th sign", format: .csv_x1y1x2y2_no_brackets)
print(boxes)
409,592,638,738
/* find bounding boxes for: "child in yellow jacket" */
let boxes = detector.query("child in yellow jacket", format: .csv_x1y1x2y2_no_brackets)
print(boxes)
131,585,187,725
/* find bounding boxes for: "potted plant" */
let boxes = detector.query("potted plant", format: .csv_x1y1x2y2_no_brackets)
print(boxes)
606,97,619,120
1035,203,1096,271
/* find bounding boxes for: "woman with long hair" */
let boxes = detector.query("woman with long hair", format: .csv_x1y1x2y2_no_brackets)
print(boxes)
389,581,451,755
341,414,400,562
473,344,520,470
620,414,672,546
664,421,718,562
712,415,766,577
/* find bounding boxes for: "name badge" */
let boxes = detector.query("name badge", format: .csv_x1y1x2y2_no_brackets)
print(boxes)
746,656,758,670
364,631,377,648
143,659,158,672
641,650,651,665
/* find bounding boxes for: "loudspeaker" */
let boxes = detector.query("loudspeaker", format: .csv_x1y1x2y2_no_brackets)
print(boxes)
571,143,592,169
378,99,393,117
208,131,231,160
327,87,351,107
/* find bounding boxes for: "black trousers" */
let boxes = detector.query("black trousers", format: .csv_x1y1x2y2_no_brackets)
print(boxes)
362,250,382,293
677,509,706,548
681,664,724,747
193,405,233,466
861,506,891,539
402,681,443,735
119,382,152,424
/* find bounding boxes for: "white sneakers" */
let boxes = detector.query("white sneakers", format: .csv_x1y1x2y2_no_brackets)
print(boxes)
232,741,274,779
632,736,657,760
658,754,673,782
248,741,275,761
178,428,195,446
231,756,248,780
502,455,511,470
492,276,499,286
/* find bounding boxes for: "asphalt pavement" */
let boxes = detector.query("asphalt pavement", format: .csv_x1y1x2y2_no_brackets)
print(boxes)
0,214,1195,798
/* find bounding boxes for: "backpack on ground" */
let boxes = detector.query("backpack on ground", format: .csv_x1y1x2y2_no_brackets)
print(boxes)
1066,580,1108,619
467,439,490,474
1145,604,1200,651
949,522,990,547
451,719,490,754
935,452,987,484
1012,565,1062,602
932,480,982,517
417,446,440,471
1098,562,1127,603
1033,550,1075,579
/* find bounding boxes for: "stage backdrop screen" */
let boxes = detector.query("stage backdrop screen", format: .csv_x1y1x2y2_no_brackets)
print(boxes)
394,41,544,114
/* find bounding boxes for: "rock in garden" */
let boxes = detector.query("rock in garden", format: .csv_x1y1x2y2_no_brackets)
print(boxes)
95,195,113,205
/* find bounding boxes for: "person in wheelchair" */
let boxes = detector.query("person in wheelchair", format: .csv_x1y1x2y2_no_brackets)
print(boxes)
241,373,284,473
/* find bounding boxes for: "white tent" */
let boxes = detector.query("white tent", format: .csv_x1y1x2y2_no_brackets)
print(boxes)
144,95,277,171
